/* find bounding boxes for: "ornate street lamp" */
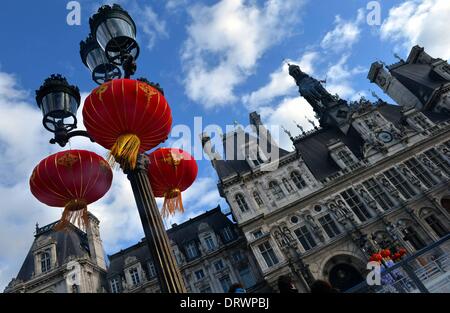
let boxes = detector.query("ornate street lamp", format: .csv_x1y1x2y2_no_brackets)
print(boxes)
35,74,92,147
89,4,139,77
80,34,122,85
273,225,315,290
34,4,187,293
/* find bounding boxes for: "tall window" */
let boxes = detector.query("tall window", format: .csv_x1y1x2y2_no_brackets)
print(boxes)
253,191,264,207
204,236,216,251
129,268,140,286
185,242,199,259
424,148,450,176
404,158,436,188
363,178,394,210
341,188,372,222
269,181,285,200
110,278,120,293
40,250,51,273
424,214,448,238
291,171,306,189
258,241,279,268
283,178,294,193
403,226,426,250
194,269,205,281
318,214,341,239
239,265,256,288
147,261,156,278
337,150,355,167
384,168,416,199
219,275,232,292
294,226,317,251
222,227,234,242
235,194,249,212
214,260,224,271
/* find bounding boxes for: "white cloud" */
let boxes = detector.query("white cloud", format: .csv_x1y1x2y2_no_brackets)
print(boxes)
380,0,450,59
320,9,364,52
181,0,306,108
325,54,367,100
242,51,318,110
259,97,317,151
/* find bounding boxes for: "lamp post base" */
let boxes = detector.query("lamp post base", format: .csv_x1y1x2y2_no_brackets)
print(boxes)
125,154,186,293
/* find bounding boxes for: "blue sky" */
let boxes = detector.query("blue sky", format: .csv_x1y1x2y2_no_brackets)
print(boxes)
1,0,449,290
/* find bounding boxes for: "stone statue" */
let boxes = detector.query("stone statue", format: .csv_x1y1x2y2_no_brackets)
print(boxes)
378,176,401,202
358,188,380,213
420,156,443,178
399,165,423,190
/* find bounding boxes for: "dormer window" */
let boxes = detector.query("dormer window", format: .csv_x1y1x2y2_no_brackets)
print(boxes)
185,242,199,259
204,235,216,251
222,226,234,242
129,267,141,286
110,277,121,293
235,194,249,212
40,249,51,273
337,150,355,167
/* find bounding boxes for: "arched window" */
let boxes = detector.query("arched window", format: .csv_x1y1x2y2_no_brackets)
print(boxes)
235,194,249,212
425,214,447,237
269,181,284,200
253,191,263,207
290,171,306,189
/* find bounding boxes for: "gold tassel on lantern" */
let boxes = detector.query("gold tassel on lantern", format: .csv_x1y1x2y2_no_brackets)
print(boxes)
54,199,89,232
161,189,184,218
108,134,141,170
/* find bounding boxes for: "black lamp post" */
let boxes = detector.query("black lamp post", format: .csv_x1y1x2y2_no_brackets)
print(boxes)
273,225,315,290
89,4,139,77
80,34,122,85
35,74,93,147
35,4,186,293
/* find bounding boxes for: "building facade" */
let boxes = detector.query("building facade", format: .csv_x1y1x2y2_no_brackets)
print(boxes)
106,206,268,293
201,46,450,292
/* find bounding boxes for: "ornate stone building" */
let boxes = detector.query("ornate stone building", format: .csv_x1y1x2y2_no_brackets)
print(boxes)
4,214,108,293
106,206,267,293
201,46,450,292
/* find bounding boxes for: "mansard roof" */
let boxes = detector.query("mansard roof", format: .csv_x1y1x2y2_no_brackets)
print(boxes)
107,206,240,277
15,222,90,282
292,102,450,181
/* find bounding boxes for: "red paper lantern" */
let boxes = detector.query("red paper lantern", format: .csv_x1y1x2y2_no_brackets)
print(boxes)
372,253,383,262
398,248,407,256
30,150,113,230
147,148,198,217
393,252,401,261
381,249,391,258
83,79,172,170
